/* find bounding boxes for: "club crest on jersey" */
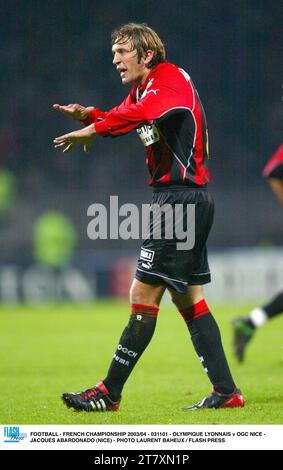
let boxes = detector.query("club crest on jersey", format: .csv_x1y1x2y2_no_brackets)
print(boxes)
138,78,159,100
145,78,154,90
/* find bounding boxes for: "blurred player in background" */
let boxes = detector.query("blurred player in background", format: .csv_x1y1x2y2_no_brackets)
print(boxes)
53,23,244,411
233,144,283,362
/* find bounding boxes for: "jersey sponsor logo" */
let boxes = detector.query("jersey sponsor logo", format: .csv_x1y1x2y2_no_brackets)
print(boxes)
140,248,155,262
136,124,160,147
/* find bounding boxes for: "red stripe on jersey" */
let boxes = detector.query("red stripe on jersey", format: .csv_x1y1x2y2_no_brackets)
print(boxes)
262,144,283,178
192,94,207,186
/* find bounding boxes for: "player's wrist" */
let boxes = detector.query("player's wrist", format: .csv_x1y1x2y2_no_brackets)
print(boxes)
80,115,92,125
85,123,96,136
80,108,96,126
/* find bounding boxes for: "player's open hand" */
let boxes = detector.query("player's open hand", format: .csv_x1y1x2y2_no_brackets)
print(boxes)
53,124,96,154
53,103,94,121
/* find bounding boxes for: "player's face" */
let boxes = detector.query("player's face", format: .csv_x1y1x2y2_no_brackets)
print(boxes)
112,38,151,85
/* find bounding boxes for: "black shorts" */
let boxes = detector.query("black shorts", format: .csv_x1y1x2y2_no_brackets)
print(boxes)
135,186,214,294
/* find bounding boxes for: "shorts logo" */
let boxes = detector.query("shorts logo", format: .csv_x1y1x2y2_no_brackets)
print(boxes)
140,248,155,263
141,262,152,269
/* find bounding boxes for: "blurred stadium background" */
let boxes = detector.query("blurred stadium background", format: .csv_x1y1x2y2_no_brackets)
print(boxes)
1,0,282,305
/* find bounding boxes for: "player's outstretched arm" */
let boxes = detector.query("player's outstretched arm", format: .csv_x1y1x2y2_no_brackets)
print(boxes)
53,124,96,154
53,103,95,121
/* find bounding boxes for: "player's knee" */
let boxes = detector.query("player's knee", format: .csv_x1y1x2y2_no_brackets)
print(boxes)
169,290,191,310
129,291,160,308
129,280,163,308
169,285,204,310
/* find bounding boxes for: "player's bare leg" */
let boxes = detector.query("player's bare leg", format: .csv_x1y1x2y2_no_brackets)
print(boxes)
62,280,166,411
129,278,166,306
169,285,244,409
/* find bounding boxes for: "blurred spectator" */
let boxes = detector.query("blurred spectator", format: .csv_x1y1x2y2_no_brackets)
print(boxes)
33,211,77,268
0,169,15,218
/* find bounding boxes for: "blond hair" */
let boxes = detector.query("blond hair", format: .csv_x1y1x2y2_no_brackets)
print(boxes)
111,23,166,68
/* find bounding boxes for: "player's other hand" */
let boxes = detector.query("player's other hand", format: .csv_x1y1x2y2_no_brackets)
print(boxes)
53,103,94,121
53,124,96,154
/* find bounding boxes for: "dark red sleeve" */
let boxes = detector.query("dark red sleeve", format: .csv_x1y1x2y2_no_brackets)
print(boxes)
94,71,194,136
80,108,107,126
80,88,137,129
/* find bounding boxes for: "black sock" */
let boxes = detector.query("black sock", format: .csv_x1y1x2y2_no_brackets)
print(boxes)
246,318,256,330
103,304,159,401
180,300,236,395
262,291,283,319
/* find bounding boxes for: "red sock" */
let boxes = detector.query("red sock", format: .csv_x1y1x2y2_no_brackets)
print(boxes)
179,299,210,325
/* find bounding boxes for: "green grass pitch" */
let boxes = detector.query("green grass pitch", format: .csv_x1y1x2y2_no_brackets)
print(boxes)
0,300,282,424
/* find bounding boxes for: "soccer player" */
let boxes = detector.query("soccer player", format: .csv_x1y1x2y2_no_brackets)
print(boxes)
53,23,244,411
233,144,283,362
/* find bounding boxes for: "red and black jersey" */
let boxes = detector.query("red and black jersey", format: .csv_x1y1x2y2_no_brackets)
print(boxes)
85,62,210,188
262,144,283,180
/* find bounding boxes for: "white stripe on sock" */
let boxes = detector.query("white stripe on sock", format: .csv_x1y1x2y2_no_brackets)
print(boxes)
249,308,267,328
